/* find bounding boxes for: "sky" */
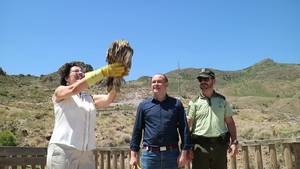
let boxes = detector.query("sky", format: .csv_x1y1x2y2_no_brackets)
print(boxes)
1,0,299,80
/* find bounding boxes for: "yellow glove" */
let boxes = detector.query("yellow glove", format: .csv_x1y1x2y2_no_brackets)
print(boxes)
84,63,125,86
101,63,126,77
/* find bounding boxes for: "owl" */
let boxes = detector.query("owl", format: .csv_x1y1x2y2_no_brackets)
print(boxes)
105,39,133,92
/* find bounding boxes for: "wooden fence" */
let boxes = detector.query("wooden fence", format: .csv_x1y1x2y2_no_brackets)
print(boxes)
228,138,300,169
0,147,46,169
0,138,299,169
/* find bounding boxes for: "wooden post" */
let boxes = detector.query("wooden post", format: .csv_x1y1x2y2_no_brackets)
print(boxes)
230,156,237,169
100,151,104,169
283,143,293,169
269,144,278,169
94,150,99,169
242,146,250,169
293,143,300,169
107,151,111,169
21,154,26,169
120,151,125,169
113,151,118,169
30,156,36,169
128,150,131,169
12,155,17,169
254,145,263,169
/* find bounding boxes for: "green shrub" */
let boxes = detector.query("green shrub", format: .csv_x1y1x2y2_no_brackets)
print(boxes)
0,130,17,146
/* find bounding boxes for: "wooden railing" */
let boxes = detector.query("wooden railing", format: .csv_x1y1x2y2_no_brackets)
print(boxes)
1,138,299,169
0,147,46,169
94,147,131,169
228,138,300,169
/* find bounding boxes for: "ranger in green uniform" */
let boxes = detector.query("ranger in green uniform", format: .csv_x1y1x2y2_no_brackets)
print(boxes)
186,68,238,169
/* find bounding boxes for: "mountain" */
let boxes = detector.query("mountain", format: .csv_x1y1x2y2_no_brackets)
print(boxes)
0,58,299,147
166,58,300,98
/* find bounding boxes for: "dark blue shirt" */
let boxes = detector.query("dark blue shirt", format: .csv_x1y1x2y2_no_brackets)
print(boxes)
130,96,192,152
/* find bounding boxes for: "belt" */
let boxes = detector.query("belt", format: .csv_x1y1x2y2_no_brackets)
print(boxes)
191,134,223,144
201,136,221,143
142,144,178,152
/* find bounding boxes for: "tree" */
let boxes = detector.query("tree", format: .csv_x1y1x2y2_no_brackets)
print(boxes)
0,67,6,76
0,130,17,146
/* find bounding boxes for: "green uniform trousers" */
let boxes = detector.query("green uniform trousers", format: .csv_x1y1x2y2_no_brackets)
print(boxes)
192,142,228,169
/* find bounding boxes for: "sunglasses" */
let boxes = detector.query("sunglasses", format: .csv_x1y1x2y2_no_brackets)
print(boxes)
70,69,83,73
198,77,210,82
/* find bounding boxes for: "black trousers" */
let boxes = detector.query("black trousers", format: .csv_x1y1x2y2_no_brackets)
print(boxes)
192,141,228,169
191,134,229,169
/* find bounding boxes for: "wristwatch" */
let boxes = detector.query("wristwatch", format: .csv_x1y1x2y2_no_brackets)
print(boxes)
231,139,239,145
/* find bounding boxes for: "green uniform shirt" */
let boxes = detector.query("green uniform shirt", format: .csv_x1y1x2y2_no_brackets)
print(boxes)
187,91,234,137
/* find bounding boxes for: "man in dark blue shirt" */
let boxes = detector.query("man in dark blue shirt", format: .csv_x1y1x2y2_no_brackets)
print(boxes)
130,74,192,169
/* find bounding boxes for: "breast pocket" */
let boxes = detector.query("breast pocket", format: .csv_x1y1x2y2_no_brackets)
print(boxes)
195,104,209,119
211,100,225,114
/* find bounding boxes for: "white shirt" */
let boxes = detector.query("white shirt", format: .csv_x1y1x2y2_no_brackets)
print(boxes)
49,92,97,151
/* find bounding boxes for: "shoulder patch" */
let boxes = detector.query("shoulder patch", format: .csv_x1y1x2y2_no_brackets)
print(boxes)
214,92,226,100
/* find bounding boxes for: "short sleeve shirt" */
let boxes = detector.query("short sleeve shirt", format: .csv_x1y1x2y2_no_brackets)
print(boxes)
187,91,234,137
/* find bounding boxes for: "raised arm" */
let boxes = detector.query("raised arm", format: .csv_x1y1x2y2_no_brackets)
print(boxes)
93,90,117,108
53,63,125,103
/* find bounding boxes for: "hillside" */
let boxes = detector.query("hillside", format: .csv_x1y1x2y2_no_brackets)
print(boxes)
0,58,299,147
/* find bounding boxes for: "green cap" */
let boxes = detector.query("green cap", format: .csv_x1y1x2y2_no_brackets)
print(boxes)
197,68,215,79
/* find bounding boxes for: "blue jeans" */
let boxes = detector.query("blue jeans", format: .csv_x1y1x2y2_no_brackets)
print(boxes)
141,148,180,169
